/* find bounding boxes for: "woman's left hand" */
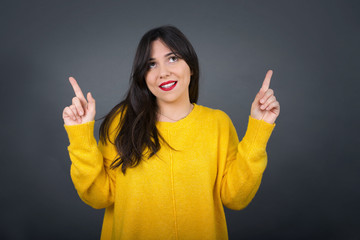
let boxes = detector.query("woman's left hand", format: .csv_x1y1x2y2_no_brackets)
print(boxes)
250,70,280,124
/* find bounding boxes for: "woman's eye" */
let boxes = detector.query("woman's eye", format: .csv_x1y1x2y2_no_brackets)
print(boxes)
169,56,178,63
148,62,156,69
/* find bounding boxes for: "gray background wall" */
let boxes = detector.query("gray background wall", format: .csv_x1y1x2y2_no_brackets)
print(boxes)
1,0,359,239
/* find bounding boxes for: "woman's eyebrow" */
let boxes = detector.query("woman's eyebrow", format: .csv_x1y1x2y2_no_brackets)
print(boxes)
148,52,176,61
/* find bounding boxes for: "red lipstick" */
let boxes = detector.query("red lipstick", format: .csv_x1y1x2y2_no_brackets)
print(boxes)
159,81,177,91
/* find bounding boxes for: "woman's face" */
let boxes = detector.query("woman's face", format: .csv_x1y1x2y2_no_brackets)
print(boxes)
145,39,191,107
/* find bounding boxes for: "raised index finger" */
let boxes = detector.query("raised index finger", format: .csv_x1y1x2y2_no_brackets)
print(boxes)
69,77,86,101
261,70,273,91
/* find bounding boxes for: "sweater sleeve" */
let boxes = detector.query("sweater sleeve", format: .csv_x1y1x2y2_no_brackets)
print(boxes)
64,121,116,209
220,115,275,210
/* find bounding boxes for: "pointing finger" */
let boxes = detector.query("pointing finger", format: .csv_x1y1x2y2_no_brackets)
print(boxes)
261,70,273,91
69,77,86,102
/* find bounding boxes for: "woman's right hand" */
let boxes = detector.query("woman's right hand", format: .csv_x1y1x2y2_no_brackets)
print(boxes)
62,77,96,126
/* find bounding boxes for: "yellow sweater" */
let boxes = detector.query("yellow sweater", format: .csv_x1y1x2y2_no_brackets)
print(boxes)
64,104,275,240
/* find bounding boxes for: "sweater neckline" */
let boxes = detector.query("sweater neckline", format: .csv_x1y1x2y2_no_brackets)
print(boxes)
156,103,200,130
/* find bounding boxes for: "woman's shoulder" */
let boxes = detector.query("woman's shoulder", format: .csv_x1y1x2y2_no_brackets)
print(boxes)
195,104,232,123
100,105,126,144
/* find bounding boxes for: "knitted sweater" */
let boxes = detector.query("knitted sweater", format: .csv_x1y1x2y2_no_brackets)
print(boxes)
64,104,275,240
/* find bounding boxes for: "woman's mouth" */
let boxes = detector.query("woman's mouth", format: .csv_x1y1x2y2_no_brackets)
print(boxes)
159,81,177,91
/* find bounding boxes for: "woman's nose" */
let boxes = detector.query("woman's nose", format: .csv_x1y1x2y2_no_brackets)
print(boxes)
159,64,170,79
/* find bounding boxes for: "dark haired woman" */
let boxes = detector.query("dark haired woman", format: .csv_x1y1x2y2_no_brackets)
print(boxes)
63,26,280,240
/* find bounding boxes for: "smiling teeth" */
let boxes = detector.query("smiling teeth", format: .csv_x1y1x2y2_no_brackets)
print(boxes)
161,82,176,88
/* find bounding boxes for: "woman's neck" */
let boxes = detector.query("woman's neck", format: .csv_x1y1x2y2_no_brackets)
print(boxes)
157,101,194,122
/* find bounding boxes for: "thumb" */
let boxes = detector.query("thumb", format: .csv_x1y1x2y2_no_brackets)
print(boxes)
87,92,96,110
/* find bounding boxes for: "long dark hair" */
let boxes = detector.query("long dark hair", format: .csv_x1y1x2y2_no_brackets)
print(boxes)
99,25,200,175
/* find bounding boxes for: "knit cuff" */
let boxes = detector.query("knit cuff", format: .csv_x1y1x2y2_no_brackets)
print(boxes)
242,116,276,149
64,120,97,148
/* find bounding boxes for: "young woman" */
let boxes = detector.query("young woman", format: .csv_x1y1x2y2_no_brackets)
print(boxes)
63,25,280,240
